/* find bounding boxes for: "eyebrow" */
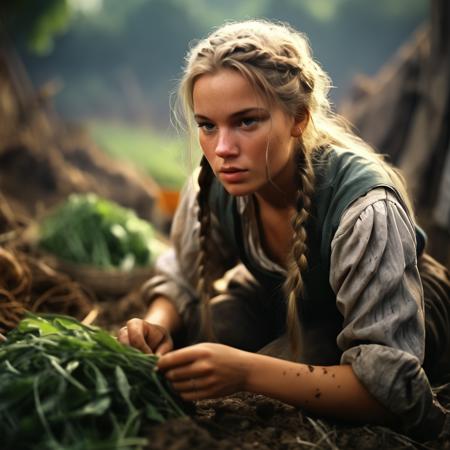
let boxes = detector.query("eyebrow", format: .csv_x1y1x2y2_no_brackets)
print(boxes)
194,107,268,121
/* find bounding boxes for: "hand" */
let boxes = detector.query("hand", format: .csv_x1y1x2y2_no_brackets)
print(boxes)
117,318,173,355
157,343,249,401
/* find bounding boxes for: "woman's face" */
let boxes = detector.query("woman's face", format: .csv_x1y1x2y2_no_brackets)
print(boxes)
192,68,300,199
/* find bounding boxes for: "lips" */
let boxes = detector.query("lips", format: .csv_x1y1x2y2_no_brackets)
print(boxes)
219,167,247,173
218,167,248,183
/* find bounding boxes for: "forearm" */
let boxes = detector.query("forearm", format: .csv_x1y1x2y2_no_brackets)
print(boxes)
144,296,182,334
242,352,394,424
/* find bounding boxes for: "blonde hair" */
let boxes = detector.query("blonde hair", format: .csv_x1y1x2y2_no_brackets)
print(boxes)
175,19,413,356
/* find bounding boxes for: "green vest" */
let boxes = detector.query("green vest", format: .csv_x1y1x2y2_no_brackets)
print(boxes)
209,146,426,364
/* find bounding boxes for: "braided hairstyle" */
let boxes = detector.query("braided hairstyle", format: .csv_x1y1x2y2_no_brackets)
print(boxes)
195,155,215,340
176,19,413,355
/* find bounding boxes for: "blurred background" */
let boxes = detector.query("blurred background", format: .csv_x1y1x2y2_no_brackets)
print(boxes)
1,0,427,185
0,0,448,263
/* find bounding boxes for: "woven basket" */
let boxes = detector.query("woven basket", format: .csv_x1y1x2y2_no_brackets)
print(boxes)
41,253,154,296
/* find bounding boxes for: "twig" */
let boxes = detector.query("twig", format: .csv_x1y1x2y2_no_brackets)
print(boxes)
295,436,318,447
0,192,19,229
306,417,339,450
0,230,18,244
82,307,99,325
370,425,435,450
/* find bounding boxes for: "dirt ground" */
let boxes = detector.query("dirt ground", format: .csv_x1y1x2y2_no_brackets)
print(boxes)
142,393,450,450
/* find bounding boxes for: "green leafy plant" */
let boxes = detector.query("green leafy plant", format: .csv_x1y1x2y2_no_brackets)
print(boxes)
38,193,166,270
0,314,186,450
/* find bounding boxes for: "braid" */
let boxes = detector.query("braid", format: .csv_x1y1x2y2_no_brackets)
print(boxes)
284,146,315,359
196,156,216,341
218,43,313,93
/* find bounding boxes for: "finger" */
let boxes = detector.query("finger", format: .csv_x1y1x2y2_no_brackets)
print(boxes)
126,319,153,354
117,327,130,346
179,386,215,402
143,325,165,351
155,339,173,356
157,345,204,371
165,360,212,382
171,376,214,393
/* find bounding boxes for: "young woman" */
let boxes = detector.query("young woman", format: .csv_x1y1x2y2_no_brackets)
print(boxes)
118,20,450,440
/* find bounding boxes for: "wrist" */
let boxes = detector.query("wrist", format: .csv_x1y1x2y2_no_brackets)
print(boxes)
239,350,263,393
144,296,182,334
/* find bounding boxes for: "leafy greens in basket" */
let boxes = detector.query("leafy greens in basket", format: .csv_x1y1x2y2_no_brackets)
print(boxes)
39,193,166,270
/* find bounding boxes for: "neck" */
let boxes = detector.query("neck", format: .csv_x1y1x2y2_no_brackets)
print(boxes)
254,159,298,212
254,188,295,215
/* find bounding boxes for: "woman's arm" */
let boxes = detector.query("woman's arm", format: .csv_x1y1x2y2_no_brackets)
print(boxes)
144,296,182,333
242,351,392,423
157,343,394,425
327,188,444,437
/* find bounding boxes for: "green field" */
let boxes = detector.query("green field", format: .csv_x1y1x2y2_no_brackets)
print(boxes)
88,121,200,190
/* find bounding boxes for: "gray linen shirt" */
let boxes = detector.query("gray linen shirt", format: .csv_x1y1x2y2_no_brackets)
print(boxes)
143,176,444,436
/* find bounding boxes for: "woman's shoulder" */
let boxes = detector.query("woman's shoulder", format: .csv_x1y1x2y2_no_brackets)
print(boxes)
338,187,399,227
312,145,392,185
312,146,395,216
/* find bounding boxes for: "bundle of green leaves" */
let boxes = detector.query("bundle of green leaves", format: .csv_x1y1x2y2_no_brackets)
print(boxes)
0,314,186,450
38,193,165,270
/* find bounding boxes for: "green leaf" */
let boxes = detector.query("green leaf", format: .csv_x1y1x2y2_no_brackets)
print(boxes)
93,329,125,352
53,317,86,332
17,317,60,336
145,403,165,423
115,365,135,412
49,357,87,393
4,360,21,375
90,362,109,396
65,360,80,373
70,396,111,417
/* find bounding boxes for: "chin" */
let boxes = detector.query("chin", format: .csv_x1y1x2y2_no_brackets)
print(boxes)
221,183,255,197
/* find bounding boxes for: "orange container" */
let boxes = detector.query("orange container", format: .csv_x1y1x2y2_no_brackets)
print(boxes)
157,190,180,218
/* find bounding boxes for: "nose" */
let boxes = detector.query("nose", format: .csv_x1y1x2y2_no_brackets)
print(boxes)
215,128,239,159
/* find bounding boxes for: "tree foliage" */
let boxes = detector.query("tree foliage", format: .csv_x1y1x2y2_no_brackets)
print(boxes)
1,0,71,54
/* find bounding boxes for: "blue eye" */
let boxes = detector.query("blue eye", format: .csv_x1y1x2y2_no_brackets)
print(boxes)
197,122,216,133
240,118,258,128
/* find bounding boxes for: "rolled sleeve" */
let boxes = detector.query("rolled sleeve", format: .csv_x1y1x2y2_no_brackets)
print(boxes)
331,188,446,438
